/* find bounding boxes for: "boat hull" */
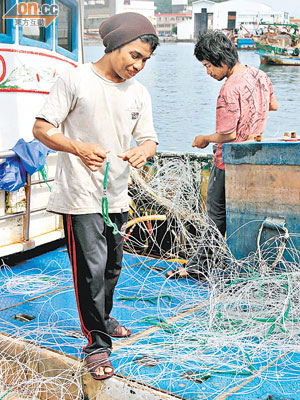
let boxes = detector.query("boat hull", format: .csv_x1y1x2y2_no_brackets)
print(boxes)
260,52,300,65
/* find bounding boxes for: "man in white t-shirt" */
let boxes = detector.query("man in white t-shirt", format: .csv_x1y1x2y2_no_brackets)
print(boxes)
33,12,159,380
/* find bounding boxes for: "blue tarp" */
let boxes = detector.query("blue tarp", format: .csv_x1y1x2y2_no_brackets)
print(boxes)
0,138,54,192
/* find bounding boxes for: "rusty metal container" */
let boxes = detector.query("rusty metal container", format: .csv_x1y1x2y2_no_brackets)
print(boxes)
223,141,300,261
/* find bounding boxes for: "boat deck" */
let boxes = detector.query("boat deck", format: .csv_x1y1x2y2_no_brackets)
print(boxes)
0,245,299,400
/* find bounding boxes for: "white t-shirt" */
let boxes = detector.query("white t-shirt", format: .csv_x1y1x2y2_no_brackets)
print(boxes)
37,63,158,215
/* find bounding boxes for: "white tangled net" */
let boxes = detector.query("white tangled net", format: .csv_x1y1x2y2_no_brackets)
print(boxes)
0,152,299,399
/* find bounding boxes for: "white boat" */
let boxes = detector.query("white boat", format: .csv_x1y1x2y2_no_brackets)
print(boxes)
0,0,84,257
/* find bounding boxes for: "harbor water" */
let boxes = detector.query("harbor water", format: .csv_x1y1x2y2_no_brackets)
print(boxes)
84,42,300,153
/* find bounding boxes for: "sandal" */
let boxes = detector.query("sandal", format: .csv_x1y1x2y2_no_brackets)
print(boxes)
109,316,132,338
111,323,132,338
85,352,114,380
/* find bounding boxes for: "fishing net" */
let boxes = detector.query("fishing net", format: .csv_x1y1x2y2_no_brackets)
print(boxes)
0,152,300,399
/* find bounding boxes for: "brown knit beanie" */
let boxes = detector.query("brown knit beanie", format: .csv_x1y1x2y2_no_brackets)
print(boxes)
99,12,158,53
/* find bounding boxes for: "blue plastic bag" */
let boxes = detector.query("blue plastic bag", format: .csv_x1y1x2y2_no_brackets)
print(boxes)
12,138,54,175
0,156,27,191
0,139,54,192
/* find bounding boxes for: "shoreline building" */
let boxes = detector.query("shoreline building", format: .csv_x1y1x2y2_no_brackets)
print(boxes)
155,12,192,37
84,0,155,35
155,0,192,37
112,0,155,23
177,0,289,40
83,0,109,34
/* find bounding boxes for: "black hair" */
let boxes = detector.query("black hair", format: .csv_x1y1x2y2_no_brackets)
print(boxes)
139,34,159,53
194,30,238,69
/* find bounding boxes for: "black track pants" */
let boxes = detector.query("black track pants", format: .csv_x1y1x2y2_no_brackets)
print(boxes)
63,212,128,354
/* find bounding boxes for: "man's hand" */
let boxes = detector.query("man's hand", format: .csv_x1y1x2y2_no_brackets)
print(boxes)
76,142,109,171
118,146,147,169
192,135,210,149
33,119,110,172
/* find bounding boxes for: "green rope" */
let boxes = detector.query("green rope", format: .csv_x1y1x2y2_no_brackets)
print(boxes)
252,282,292,337
189,373,212,382
138,315,188,334
244,352,257,371
252,317,276,323
138,315,168,326
265,323,276,337
183,362,255,383
0,390,12,400
217,304,222,323
227,276,260,287
281,283,291,323
101,157,119,235
248,281,292,337
117,294,173,304
191,369,253,380
38,163,52,191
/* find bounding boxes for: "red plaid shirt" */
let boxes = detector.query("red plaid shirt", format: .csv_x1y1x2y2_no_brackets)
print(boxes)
214,66,274,170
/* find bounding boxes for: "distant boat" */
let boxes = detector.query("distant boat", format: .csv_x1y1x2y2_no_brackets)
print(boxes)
235,25,255,50
237,37,255,50
254,23,300,66
257,49,300,65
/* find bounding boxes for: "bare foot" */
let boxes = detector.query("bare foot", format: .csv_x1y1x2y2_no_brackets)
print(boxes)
165,266,189,278
86,352,114,380
94,366,113,378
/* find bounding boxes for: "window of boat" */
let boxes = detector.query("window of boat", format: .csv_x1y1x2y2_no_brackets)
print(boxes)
22,0,46,42
0,0,6,35
0,0,15,43
19,0,53,49
56,0,78,61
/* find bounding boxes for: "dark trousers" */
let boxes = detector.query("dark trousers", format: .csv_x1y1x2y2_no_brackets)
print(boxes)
206,165,226,236
63,212,128,354
186,165,226,270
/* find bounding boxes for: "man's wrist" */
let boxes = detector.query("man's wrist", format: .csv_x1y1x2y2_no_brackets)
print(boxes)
69,139,82,156
139,140,156,159
206,135,212,145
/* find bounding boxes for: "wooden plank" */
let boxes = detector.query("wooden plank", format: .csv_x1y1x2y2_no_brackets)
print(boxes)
0,332,182,400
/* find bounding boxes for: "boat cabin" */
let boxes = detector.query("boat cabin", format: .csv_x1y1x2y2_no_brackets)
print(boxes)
0,0,83,256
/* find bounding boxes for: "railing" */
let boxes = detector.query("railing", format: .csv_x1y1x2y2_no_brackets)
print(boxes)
0,149,214,254
0,150,54,251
